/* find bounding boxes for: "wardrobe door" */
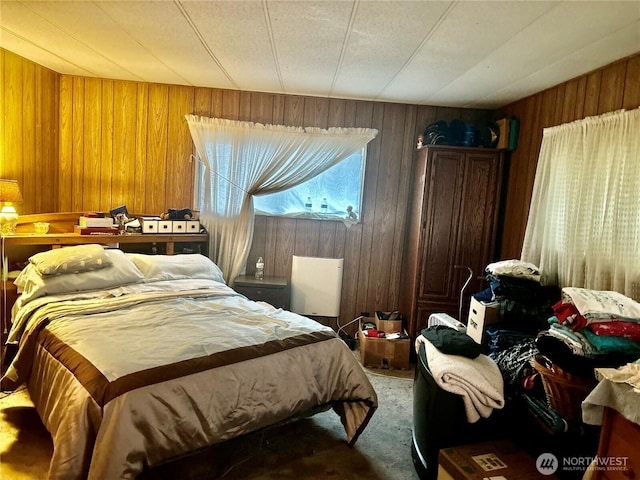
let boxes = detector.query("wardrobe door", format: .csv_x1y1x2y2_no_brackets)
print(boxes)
455,151,503,303
418,149,465,306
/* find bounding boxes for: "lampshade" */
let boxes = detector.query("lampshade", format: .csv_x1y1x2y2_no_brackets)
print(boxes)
0,179,23,203
0,179,23,235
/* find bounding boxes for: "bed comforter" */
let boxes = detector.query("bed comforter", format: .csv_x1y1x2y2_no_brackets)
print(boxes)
1,279,377,479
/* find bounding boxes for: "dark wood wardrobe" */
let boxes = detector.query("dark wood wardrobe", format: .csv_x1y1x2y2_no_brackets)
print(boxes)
400,145,504,338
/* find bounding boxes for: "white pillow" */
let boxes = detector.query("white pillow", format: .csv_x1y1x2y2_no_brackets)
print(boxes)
15,249,144,304
29,244,112,276
126,253,225,284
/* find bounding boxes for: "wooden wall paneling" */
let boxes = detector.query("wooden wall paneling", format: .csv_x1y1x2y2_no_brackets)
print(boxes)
22,60,36,214
294,218,321,257
100,80,114,212
303,96,330,128
84,78,102,211
251,92,275,125
370,103,407,309
221,90,241,120
166,85,195,209
71,77,85,211
552,83,566,126
622,56,640,108
274,218,296,280
40,66,59,211
146,84,169,215
0,50,4,178
58,76,73,211
31,73,40,212
264,216,279,276
239,91,252,121
354,101,381,316
583,70,602,117
133,83,149,214
561,79,579,124
283,95,305,126
598,61,627,114
336,100,363,324
317,221,337,258
3,53,23,199
249,215,267,277
111,81,138,210
574,76,587,120
193,87,212,117
211,89,224,118
271,93,286,125
328,98,346,127
388,105,418,310
0,51,58,214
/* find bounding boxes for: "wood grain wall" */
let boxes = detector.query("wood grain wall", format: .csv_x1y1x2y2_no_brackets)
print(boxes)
1,49,494,330
0,50,59,214
497,52,640,260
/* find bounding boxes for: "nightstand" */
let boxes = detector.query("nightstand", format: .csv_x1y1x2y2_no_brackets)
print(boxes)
234,275,290,310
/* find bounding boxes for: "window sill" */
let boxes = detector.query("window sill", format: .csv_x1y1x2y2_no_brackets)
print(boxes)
255,212,360,226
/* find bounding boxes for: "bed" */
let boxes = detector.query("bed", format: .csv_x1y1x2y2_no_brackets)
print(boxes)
1,245,377,479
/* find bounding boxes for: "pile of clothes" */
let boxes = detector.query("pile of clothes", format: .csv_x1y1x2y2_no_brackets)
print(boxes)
536,287,640,378
472,260,560,361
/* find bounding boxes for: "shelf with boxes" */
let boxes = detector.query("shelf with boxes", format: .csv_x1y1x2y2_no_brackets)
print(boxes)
358,311,410,370
139,217,201,234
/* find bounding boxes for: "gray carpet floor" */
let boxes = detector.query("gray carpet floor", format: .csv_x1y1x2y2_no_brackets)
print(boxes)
0,363,419,480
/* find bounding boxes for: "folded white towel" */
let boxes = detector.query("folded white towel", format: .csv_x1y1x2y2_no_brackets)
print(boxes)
563,287,640,321
417,335,505,423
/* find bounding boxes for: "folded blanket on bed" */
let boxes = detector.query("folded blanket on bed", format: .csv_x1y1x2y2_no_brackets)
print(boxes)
417,335,505,423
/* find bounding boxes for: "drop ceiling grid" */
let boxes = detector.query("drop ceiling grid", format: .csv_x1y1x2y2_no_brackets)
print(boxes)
384,1,559,106
332,1,447,100
476,21,640,109
267,1,353,96
1,1,135,80
431,2,640,108
183,1,280,93
97,1,231,88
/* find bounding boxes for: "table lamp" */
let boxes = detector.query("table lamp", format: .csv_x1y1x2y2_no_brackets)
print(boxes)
0,179,23,235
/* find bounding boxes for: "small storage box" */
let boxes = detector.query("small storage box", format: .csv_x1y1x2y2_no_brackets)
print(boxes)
171,221,187,233
359,317,410,370
140,218,159,234
186,220,200,233
158,220,172,233
466,297,500,345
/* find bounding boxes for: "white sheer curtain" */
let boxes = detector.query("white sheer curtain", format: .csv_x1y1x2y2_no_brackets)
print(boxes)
521,107,640,299
185,115,378,284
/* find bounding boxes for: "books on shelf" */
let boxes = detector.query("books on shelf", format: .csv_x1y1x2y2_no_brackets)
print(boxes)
73,225,119,235
79,216,115,228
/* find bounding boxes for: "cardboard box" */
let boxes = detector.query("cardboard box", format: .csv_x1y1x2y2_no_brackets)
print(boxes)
374,311,403,334
438,440,557,480
466,297,500,345
359,317,410,370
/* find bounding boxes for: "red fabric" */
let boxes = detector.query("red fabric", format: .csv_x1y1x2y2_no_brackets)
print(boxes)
552,300,587,331
588,321,640,341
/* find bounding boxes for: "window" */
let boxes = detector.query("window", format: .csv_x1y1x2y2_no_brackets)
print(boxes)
253,147,366,221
